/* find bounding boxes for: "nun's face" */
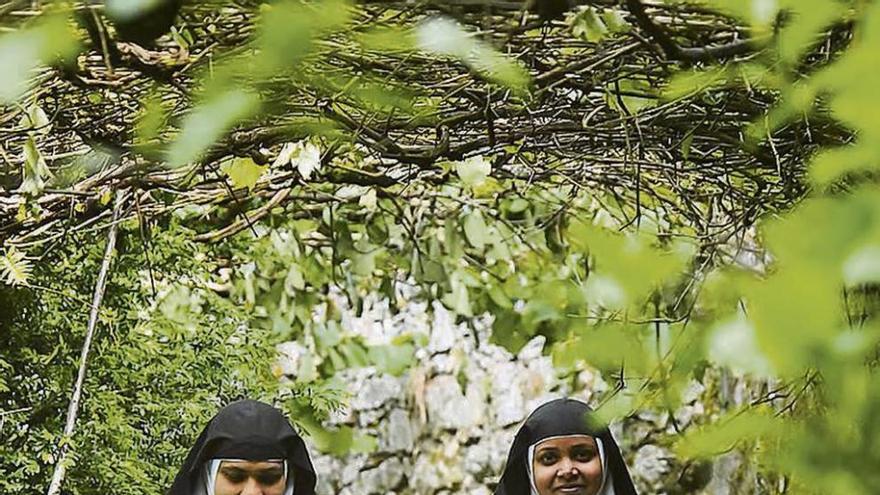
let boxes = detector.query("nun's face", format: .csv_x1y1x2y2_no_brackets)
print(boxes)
215,461,286,495
532,436,603,495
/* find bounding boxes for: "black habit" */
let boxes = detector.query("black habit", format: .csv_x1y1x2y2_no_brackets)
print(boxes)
167,399,316,495
494,398,638,495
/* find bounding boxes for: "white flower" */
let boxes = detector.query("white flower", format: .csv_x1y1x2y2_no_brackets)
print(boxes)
273,141,322,180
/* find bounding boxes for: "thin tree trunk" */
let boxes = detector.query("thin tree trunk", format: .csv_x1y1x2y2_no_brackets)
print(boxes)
45,191,126,495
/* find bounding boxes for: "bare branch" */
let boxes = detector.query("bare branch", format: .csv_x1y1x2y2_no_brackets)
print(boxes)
45,190,125,495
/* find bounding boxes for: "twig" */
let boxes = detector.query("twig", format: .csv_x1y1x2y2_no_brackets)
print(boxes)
193,188,291,243
625,0,757,62
0,406,32,417
45,190,125,495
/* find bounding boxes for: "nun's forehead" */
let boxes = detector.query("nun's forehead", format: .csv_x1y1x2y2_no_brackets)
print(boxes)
533,434,595,449
219,460,285,468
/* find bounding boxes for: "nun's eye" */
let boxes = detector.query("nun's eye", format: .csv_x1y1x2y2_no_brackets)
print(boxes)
571,446,596,462
538,451,559,465
256,472,283,485
221,470,247,484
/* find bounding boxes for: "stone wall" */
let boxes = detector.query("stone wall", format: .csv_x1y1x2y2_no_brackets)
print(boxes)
277,295,759,494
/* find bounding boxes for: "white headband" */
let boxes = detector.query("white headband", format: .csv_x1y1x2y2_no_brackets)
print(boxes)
204,459,294,495
525,435,616,495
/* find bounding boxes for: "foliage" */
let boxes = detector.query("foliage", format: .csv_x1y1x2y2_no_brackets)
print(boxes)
1,0,880,494
0,222,341,494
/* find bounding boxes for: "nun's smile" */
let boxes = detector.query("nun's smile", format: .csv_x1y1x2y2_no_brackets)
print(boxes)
214,460,286,495
532,436,603,495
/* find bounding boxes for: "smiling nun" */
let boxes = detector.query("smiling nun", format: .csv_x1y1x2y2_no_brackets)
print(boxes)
167,400,317,495
495,398,638,495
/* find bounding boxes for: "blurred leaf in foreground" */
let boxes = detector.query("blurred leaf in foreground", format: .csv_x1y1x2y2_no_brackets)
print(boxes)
0,16,79,104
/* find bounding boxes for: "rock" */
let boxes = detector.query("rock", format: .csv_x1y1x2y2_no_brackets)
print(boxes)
681,378,706,404
624,418,655,446
357,408,385,428
425,374,482,430
522,357,556,399
673,402,704,430
339,453,368,487
463,427,517,477
632,444,672,492
352,373,403,411
311,454,342,494
706,452,756,495
429,301,458,353
490,362,525,427
638,410,669,429
380,408,415,452
474,342,514,371
275,341,308,376
516,335,546,361
431,352,456,374
409,442,464,493
346,457,407,494
463,441,491,476
326,404,355,426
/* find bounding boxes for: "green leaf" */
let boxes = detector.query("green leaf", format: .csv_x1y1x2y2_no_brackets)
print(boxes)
221,157,268,190
601,9,630,34
135,92,171,149
18,135,51,196
19,105,51,134
339,340,370,368
357,25,416,53
442,271,473,316
258,0,353,71
415,17,529,93
368,343,415,376
707,316,774,377
1,246,32,286
809,145,879,186
571,7,609,43
551,324,648,374
0,16,79,104
662,68,728,101
284,264,306,294
166,89,259,167
674,410,785,459
105,0,165,21
463,210,489,251
681,133,694,161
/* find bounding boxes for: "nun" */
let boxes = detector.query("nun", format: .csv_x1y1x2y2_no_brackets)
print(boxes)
495,398,638,495
167,399,317,495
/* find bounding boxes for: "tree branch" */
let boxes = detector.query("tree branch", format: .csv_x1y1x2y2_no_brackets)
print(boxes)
45,190,125,495
625,0,756,62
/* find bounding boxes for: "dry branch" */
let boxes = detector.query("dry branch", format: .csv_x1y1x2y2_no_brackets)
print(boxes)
624,0,758,62
44,190,125,495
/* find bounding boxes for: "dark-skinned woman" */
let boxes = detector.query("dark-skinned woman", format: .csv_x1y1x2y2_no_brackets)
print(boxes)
167,400,316,495
495,398,638,495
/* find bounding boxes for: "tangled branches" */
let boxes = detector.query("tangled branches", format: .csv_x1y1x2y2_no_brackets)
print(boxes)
0,0,851,249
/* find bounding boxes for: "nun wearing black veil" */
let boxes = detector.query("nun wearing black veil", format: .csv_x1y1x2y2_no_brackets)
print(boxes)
495,398,638,495
167,400,317,495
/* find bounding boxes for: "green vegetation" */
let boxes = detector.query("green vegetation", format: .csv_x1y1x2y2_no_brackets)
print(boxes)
1,0,879,493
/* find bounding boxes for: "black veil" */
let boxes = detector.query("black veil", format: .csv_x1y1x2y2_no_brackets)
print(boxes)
167,399,316,495
494,398,637,495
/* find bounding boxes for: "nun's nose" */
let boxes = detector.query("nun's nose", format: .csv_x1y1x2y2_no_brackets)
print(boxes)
557,458,579,479
239,478,264,495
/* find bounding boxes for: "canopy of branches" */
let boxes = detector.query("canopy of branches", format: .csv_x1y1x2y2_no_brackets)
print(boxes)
1,0,880,494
